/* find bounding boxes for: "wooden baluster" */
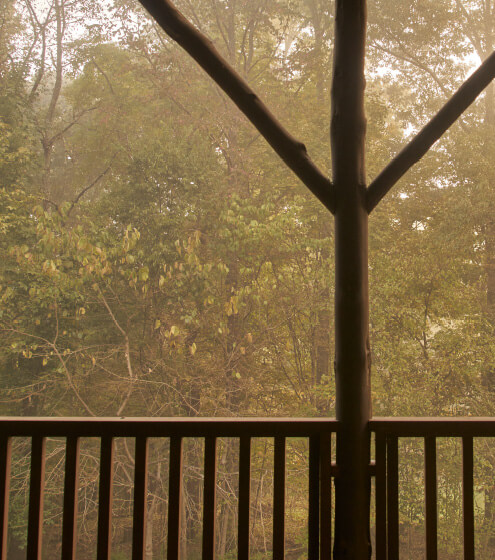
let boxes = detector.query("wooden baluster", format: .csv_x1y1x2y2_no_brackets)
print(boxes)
62,436,80,560
319,433,332,560
308,435,320,560
238,436,251,560
273,437,286,560
387,436,399,559
425,436,437,560
375,431,387,560
27,436,46,560
132,437,149,560
462,436,474,560
0,437,11,560
167,436,183,560
97,436,114,560
202,436,217,560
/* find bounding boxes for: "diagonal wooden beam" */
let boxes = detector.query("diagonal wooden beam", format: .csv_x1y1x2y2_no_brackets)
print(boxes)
366,50,495,213
138,0,336,213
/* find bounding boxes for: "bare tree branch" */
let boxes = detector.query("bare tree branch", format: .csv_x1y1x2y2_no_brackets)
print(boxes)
46,104,100,147
45,0,64,125
367,50,495,213
96,286,135,416
455,0,485,58
371,41,452,99
137,0,335,212
25,0,54,101
370,41,469,134
67,159,115,216
1,325,96,416
91,59,116,95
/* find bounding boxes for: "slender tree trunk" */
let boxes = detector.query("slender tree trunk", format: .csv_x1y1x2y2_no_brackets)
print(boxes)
218,504,230,557
144,497,155,560
314,288,330,406
313,220,332,414
331,1,371,558
308,0,325,105
485,82,495,322
180,490,188,560
487,220,495,319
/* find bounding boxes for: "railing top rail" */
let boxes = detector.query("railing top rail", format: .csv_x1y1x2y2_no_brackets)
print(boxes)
370,417,495,437
0,417,340,438
3,416,495,438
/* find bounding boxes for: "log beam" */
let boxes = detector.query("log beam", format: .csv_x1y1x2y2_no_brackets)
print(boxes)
138,0,335,212
331,0,372,558
366,50,495,212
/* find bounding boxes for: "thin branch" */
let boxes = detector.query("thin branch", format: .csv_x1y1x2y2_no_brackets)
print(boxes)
455,0,485,58
96,286,135,416
90,59,116,95
371,41,452,98
67,159,115,216
97,287,134,382
2,326,96,416
370,41,470,134
137,0,335,212
46,104,100,147
45,0,64,125
366,50,495,213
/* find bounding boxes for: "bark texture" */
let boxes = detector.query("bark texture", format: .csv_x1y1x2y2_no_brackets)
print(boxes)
331,0,371,558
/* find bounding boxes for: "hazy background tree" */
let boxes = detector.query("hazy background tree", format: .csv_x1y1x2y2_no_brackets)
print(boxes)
1,0,495,557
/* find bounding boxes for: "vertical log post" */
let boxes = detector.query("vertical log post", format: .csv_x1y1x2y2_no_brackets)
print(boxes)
331,1,371,558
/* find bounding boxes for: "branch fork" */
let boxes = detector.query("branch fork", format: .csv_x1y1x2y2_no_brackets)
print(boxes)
138,0,495,214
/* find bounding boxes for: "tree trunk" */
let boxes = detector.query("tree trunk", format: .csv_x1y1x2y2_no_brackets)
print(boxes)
314,287,330,409
485,82,495,322
218,504,230,558
487,220,495,320
145,497,156,560
180,490,188,560
307,0,326,106
313,219,332,414
331,1,371,558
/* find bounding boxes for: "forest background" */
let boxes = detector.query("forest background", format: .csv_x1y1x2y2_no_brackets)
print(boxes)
1,0,495,558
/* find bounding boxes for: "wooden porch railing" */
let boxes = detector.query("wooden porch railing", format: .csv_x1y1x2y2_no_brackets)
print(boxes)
0,418,338,560
371,418,495,560
1,416,494,559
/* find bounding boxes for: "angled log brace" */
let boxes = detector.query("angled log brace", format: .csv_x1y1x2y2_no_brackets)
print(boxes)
138,0,336,213
366,50,495,213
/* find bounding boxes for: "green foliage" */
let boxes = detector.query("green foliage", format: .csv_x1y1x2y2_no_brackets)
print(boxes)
1,0,495,557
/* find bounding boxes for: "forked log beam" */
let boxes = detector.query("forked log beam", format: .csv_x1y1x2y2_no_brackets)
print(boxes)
331,0,371,558
138,0,336,212
366,50,495,213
